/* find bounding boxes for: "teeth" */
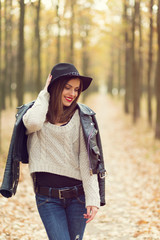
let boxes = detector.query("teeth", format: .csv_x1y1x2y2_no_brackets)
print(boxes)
66,97,72,101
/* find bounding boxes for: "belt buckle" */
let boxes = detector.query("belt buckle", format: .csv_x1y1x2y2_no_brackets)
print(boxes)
59,189,64,199
58,188,70,199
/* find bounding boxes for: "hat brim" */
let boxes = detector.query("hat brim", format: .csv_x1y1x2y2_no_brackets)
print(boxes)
48,74,92,92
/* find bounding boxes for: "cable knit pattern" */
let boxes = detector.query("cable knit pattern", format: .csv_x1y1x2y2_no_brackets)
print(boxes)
23,89,100,208
23,89,50,134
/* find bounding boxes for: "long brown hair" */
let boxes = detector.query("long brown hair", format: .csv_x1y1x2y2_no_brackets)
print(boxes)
46,77,83,124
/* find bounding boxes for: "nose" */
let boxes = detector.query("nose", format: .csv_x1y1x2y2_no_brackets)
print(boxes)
69,88,75,97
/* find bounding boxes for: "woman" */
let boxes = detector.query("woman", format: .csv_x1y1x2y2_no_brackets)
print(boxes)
23,63,105,240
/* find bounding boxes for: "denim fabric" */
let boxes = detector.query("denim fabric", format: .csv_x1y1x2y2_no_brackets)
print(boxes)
35,192,87,240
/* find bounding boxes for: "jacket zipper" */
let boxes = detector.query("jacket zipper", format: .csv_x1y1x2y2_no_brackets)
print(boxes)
87,128,94,176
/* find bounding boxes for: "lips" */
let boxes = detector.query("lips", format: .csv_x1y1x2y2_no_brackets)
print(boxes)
65,97,73,102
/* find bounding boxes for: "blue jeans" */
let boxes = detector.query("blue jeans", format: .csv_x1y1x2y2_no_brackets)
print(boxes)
35,192,87,240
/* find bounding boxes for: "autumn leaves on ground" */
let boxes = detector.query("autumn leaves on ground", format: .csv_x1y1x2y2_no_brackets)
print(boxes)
0,94,160,240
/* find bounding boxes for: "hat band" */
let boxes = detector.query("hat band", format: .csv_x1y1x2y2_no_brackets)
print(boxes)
54,72,80,80
66,72,80,76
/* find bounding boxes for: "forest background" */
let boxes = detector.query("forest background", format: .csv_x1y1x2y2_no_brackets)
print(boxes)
0,0,160,156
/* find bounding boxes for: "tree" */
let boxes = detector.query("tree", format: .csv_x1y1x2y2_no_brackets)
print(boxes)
118,47,122,95
3,0,13,108
123,0,131,113
35,0,41,93
81,17,91,99
16,0,25,106
69,0,76,63
138,0,143,115
108,39,115,95
8,0,13,107
0,0,2,151
2,0,9,110
155,0,160,139
56,0,61,63
131,0,141,123
147,0,154,125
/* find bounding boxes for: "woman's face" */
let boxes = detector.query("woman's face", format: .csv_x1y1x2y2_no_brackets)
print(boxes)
62,78,80,107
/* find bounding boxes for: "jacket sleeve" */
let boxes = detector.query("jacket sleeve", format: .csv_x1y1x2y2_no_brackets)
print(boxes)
92,115,106,206
0,102,34,198
79,124,100,208
23,89,50,134
92,115,105,174
0,126,19,198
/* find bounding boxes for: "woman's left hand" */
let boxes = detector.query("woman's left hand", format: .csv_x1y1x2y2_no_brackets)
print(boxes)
44,74,52,91
83,206,98,223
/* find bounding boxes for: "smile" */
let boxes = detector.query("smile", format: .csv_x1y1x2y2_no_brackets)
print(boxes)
65,97,73,102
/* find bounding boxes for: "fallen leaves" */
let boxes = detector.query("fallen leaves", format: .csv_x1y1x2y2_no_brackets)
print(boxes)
137,220,149,225
133,231,148,238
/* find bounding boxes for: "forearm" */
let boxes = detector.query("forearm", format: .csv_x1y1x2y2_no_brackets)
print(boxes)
23,89,50,134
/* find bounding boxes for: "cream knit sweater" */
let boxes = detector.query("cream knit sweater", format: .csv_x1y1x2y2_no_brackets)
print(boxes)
23,89,100,208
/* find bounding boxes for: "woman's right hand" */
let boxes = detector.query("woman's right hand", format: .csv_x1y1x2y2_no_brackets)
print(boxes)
44,74,52,91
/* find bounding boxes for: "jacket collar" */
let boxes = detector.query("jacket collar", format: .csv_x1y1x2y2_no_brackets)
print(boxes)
77,103,95,116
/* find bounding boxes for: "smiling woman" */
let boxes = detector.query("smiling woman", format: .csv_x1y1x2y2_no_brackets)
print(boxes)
21,62,106,240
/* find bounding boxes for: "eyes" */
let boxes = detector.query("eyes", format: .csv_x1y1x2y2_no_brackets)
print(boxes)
64,85,79,92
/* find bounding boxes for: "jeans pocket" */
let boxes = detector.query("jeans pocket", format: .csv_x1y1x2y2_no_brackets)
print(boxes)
76,194,85,205
36,194,49,207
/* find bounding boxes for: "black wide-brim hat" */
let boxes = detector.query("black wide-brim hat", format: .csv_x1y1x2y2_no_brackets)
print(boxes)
48,63,93,92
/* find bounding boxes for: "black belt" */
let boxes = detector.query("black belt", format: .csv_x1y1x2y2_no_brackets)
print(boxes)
35,184,84,199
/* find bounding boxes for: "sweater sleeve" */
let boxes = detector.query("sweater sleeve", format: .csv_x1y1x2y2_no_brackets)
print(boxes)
23,89,50,134
79,124,100,208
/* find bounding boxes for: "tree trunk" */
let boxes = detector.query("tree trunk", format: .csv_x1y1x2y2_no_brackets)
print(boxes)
3,0,9,110
147,0,153,125
138,0,143,117
82,32,89,77
108,43,114,95
155,0,160,139
81,28,90,100
35,0,41,93
56,0,61,63
29,3,35,93
70,0,75,63
131,0,140,123
16,0,25,106
0,0,2,152
118,48,121,95
8,0,13,107
123,0,131,113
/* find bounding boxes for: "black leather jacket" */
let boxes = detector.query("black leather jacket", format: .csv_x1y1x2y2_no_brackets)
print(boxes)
0,102,106,206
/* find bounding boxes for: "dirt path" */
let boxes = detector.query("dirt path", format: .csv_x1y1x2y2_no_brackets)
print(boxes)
0,94,160,240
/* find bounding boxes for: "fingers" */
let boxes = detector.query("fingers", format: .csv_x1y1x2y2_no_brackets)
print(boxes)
44,74,52,90
83,206,98,224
